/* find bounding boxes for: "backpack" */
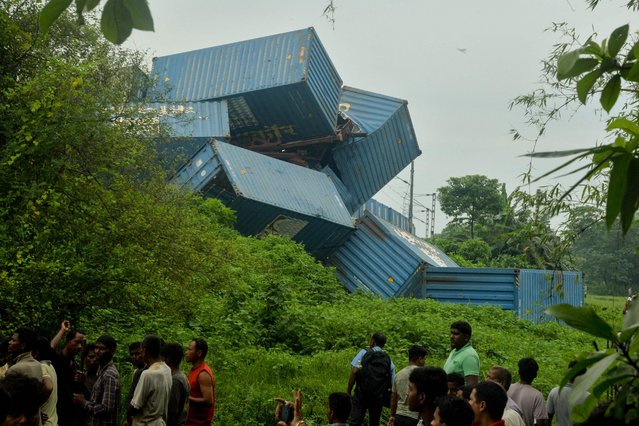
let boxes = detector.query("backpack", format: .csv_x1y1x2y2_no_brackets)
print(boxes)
356,349,392,407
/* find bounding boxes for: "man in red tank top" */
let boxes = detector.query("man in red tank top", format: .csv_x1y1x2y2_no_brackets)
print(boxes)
184,338,215,426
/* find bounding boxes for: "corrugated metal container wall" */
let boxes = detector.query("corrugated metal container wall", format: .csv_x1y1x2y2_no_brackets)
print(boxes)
332,87,421,210
421,268,519,310
147,101,230,139
150,28,342,141
354,199,414,233
173,140,354,258
518,269,584,323
327,212,456,299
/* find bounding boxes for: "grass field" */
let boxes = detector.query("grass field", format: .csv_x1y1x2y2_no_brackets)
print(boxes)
585,294,627,329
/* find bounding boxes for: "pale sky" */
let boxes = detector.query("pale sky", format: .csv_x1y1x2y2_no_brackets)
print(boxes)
124,1,635,236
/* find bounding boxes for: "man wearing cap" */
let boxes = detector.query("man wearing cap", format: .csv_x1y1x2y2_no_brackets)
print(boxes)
443,321,479,385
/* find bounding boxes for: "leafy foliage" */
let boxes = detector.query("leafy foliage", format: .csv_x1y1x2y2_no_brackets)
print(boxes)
0,0,231,335
433,176,574,270
547,301,639,423
39,0,153,44
438,175,503,239
521,21,639,235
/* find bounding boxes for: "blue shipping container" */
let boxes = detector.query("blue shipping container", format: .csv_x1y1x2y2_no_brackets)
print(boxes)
147,101,230,139
328,212,457,299
354,198,414,233
418,268,585,322
332,87,421,211
173,140,354,258
151,28,342,143
518,269,584,323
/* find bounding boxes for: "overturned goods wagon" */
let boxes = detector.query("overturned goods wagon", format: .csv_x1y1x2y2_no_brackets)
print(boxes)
151,28,420,214
173,140,354,259
327,211,457,299
418,267,584,323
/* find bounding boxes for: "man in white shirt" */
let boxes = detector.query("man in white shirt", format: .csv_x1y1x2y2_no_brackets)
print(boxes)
126,335,172,426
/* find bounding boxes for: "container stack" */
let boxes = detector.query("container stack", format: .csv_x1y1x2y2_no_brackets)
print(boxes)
150,28,585,321
151,27,421,260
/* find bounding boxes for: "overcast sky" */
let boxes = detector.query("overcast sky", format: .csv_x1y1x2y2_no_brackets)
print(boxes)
124,1,634,236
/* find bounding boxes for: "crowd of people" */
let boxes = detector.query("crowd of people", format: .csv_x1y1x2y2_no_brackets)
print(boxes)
0,321,215,426
278,322,590,426
0,320,606,426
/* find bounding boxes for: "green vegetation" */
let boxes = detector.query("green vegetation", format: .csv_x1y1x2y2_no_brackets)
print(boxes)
3,0,637,424
98,291,596,425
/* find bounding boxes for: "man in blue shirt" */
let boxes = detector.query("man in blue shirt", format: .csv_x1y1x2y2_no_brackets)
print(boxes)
347,332,395,426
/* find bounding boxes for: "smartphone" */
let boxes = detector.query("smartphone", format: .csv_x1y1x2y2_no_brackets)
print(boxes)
278,403,294,424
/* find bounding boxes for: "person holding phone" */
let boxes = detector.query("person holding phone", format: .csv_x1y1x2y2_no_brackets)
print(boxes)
275,390,351,426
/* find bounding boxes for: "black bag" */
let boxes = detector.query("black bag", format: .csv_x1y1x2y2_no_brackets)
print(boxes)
357,349,392,407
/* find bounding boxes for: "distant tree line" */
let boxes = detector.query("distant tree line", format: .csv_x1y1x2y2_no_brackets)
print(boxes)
432,175,638,296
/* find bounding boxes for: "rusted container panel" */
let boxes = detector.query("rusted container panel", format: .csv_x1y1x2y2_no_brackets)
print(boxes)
150,28,342,142
332,87,421,211
327,212,457,299
172,140,354,258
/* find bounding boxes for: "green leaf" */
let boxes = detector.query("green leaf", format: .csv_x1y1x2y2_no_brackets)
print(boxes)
626,41,639,62
546,304,617,341
584,39,603,57
559,58,600,80
620,158,639,234
605,155,630,229
568,352,619,406
590,364,634,396
557,49,582,80
39,0,73,34
525,148,595,158
85,0,100,10
618,324,639,342
607,118,639,136
623,293,639,329
625,61,639,83
559,352,609,387
74,0,86,24
100,0,132,44
577,69,603,104
123,0,154,31
608,24,629,57
571,394,599,424
75,0,86,15
600,74,621,112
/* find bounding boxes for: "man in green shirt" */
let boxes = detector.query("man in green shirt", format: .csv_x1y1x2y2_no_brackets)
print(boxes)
443,321,479,385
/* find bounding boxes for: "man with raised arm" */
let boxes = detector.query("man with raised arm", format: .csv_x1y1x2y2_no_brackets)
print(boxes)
50,320,86,426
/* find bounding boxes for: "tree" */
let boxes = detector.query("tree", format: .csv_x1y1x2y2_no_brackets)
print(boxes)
438,175,503,238
0,0,229,333
511,1,639,421
39,0,154,44
567,206,639,295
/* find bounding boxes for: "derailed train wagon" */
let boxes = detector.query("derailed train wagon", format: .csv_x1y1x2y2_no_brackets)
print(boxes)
173,140,354,259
